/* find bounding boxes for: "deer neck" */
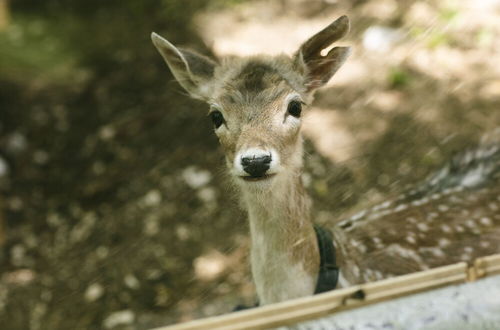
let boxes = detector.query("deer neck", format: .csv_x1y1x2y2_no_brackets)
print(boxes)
241,173,320,304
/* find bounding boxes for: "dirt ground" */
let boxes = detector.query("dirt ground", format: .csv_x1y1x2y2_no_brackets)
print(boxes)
0,0,499,329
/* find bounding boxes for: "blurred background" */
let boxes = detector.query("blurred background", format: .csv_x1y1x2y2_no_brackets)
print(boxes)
0,0,499,328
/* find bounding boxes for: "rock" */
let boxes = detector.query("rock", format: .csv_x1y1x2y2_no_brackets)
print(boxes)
142,189,162,207
182,166,212,189
84,283,104,302
6,132,27,153
124,274,140,290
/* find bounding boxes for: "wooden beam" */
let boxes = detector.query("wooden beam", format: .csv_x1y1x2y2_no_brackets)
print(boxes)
474,254,500,278
155,255,500,330
154,262,468,330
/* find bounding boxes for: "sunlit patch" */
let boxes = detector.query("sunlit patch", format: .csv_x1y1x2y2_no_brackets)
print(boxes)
193,251,229,281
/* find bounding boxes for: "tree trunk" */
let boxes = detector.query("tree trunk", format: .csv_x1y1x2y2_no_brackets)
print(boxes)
0,0,10,31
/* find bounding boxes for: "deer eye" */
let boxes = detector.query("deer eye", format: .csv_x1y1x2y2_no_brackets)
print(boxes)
287,100,302,118
209,110,225,129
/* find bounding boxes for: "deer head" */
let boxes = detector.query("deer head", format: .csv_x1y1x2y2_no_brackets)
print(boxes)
151,16,350,191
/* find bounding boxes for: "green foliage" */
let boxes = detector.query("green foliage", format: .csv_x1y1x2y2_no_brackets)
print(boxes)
409,26,425,38
427,31,450,48
409,25,451,49
477,28,494,47
0,16,77,82
439,7,459,23
388,67,410,89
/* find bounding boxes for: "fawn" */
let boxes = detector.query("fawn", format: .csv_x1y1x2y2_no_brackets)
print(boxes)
151,16,500,305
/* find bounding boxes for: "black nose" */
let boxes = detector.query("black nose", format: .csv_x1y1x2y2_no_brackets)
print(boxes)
241,155,272,177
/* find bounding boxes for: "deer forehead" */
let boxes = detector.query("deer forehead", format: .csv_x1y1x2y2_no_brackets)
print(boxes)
212,57,307,103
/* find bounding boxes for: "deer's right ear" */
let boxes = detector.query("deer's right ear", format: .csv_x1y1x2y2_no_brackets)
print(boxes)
151,32,216,100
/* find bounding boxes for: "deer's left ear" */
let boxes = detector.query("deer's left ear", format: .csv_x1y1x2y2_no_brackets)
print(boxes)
151,32,216,100
295,16,351,91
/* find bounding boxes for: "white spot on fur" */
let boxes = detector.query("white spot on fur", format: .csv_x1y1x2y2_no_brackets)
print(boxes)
411,199,423,207
394,203,408,212
350,210,367,222
406,235,417,244
352,265,361,278
373,270,385,280
480,241,491,248
388,229,398,236
372,237,384,248
441,224,452,233
449,195,463,204
381,201,392,209
480,217,493,226
356,243,367,253
438,238,451,247
460,254,471,261
427,212,439,220
419,247,446,258
465,219,477,228
438,204,449,212
385,244,427,267
419,197,430,204
488,202,499,211
431,193,442,200
373,201,392,212
337,270,351,288
461,165,489,188
417,223,429,232
407,217,417,224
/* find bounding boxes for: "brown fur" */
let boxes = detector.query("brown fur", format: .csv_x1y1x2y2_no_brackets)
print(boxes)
152,16,500,304
151,17,355,304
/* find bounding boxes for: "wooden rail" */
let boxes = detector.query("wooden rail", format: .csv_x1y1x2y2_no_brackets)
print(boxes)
154,254,500,330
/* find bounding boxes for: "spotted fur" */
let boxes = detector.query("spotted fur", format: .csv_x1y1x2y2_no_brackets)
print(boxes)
335,140,500,284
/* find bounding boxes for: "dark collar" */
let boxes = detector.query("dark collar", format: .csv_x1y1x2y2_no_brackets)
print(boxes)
234,225,339,311
313,224,339,294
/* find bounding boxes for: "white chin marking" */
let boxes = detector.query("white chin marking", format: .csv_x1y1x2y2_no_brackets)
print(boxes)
233,148,280,178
